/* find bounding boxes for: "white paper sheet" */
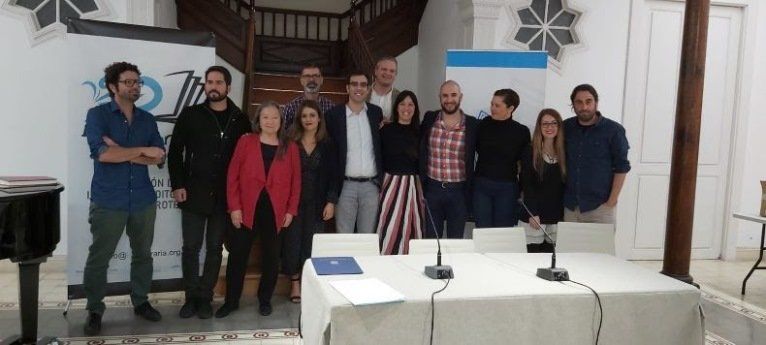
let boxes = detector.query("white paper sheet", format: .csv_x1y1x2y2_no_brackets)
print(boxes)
329,278,406,305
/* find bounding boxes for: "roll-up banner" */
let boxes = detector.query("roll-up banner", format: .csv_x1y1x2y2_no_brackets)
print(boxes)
66,19,215,299
445,50,547,129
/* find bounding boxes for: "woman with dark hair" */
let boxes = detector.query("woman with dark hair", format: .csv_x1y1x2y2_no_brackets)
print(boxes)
218,100,301,317
473,89,531,228
282,100,338,303
520,108,567,253
377,90,425,254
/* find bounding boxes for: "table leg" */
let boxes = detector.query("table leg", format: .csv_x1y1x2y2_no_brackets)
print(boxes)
741,224,766,295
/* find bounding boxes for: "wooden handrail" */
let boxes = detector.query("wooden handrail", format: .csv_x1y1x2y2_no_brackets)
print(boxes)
254,6,346,19
348,18,375,75
180,0,422,73
242,3,256,117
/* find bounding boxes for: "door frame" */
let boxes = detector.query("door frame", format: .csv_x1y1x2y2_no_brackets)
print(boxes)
618,0,753,260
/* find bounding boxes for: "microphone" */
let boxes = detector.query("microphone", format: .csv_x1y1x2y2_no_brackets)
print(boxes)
423,200,454,279
519,199,569,281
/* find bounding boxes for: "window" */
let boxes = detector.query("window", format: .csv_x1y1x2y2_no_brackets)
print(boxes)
2,0,110,45
509,0,581,63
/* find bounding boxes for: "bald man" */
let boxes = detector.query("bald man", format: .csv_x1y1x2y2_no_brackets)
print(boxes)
418,80,479,239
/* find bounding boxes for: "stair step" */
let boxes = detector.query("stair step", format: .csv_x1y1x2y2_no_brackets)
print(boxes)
253,72,347,93
252,88,346,105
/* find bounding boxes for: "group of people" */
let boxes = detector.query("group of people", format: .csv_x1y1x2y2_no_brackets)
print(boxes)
79,57,630,335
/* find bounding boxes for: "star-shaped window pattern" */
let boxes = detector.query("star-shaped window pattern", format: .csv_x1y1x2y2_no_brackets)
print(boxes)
2,0,110,45
511,0,581,62
12,0,99,28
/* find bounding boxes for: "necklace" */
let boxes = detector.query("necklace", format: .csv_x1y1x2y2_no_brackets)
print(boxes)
206,107,232,138
543,152,558,163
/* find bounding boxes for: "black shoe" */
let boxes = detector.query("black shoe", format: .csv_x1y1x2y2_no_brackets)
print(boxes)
134,302,162,322
83,312,102,336
197,300,213,319
215,302,238,318
259,303,272,316
179,299,197,319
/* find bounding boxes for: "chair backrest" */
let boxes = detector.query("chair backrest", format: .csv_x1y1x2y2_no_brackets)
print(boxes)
472,227,527,253
555,222,615,255
408,239,475,254
311,233,380,257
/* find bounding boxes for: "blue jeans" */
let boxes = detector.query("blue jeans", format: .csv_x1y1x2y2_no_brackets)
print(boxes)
423,178,467,239
472,177,520,228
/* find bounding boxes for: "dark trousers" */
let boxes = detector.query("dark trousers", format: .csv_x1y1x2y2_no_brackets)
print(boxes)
181,207,227,302
423,178,467,239
224,193,279,305
83,202,155,314
473,177,520,228
282,200,323,276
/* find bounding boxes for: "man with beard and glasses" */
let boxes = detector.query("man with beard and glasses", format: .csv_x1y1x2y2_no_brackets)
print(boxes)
562,84,630,224
282,64,335,129
418,80,479,239
167,66,251,319
82,62,166,335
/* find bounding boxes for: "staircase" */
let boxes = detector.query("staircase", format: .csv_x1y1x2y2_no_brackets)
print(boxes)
251,72,348,110
176,0,428,114
176,0,426,299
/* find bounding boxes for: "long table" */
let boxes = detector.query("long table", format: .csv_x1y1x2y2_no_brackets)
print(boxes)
301,253,703,345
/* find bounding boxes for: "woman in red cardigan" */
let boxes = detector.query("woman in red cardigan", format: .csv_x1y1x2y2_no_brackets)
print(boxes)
217,100,301,318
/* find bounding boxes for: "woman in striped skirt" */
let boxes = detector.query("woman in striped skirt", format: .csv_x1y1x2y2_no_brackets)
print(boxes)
377,90,425,255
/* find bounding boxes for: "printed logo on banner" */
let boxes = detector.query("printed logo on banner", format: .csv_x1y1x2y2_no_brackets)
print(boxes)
81,70,205,124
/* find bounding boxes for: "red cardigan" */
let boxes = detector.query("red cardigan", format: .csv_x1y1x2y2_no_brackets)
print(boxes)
227,134,301,232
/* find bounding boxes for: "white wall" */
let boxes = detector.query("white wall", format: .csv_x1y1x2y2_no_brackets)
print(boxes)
495,0,631,122
395,45,419,95
0,0,131,255
417,0,468,112
733,0,766,249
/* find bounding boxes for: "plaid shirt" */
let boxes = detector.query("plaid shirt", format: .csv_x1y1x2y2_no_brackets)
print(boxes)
427,113,467,182
281,94,335,130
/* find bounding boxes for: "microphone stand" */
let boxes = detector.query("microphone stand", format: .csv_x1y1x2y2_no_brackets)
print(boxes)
423,201,454,279
519,200,569,281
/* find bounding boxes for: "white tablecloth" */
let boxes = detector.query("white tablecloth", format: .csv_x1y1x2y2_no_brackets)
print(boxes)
301,253,703,345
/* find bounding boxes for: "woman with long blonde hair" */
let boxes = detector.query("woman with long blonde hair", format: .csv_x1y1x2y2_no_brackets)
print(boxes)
520,108,567,253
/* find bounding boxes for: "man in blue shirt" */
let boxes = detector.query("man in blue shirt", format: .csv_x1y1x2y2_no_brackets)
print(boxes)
81,62,166,335
563,84,630,224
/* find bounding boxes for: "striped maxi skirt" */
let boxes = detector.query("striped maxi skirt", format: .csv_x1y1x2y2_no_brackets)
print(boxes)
377,173,425,255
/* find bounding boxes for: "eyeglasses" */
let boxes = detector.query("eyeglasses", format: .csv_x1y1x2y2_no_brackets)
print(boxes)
118,79,144,87
301,74,321,79
348,81,368,88
541,121,559,128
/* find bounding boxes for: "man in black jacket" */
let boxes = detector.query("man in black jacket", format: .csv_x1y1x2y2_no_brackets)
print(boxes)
325,71,383,234
167,66,251,319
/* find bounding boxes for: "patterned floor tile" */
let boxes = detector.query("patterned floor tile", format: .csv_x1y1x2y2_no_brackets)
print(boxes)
60,329,300,344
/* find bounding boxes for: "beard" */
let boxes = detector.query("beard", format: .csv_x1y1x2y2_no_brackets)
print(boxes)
206,90,227,102
576,110,597,123
441,101,461,115
126,91,141,102
304,82,319,93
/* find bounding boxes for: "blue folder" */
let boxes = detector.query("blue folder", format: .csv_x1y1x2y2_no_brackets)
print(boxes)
311,257,363,275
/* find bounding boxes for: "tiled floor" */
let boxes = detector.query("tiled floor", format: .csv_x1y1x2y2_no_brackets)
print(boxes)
0,256,765,344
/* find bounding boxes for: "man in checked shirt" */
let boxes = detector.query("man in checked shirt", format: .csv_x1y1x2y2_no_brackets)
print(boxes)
418,80,479,239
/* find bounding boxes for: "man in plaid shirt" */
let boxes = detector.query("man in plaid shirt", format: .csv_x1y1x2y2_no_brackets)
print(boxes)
282,64,335,130
418,80,479,239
